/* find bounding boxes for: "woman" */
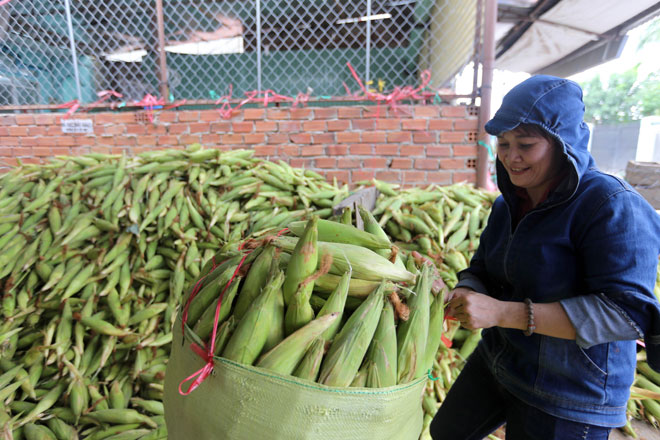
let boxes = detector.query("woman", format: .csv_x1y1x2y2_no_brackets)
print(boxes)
430,75,660,439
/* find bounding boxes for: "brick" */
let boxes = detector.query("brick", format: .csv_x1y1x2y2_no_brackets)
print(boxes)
222,134,243,144
313,108,337,119
32,147,53,157
20,157,42,165
266,109,290,120
199,110,219,122
353,119,375,130
168,123,188,135
288,133,310,144
387,105,413,117
178,111,200,122
75,136,95,146
146,124,168,135
244,133,266,144
90,146,112,155
46,126,62,136
255,121,277,132
441,106,467,118
244,108,266,120
364,157,388,168
180,134,202,145
337,157,361,168
400,145,425,156
12,147,32,156
56,136,76,146
349,144,372,155
403,170,426,183
200,134,221,144
157,135,178,146
290,158,313,168
15,114,35,125
440,158,465,169
303,121,326,131
268,133,289,144
232,122,253,133
290,108,312,120
1,158,19,167
189,122,211,133
127,124,148,135
114,136,137,147
157,112,177,123
375,170,400,182
387,131,411,143
0,137,17,146
316,157,337,168
34,114,57,125
416,158,440,170
427,171,452,184
338,107,362,119
8,126,29,136
326,145,348,156
440,132,466,143
402,119,427,131
362,131,387,143
453,171,477,183
414,106,440,118
0,127,8,136
390,158,413,169
37,137,54,147
0,147,11,156
278,121,302,133
429,119,453,131
413,131,437,143
253,145,277,156
312,133,334,144
103,125,125,135
51,147,72,156
118,113,143,124
327,120,350,131
454,118,479,130
351,170,375,182
325,170,349,184
137,135,158,146
280,145,300,157
211,122,232,132
375,144,398,155
427,145,452,157
20,138,39,147
337,132,360,143
454,144,478,156
0,116,16,126
376,119,400,130
300,145,324,156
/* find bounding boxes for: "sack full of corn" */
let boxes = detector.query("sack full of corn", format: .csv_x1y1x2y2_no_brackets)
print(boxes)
163,215,447,440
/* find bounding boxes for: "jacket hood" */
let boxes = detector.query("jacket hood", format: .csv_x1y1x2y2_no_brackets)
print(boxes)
485,75,595,202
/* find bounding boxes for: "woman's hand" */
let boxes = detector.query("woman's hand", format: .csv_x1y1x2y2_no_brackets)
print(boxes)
447,288,505,330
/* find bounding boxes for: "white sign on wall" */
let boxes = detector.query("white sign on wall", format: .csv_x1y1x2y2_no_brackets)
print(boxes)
61,119,94,134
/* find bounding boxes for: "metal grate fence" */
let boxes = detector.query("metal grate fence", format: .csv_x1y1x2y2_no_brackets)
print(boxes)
0,0,482,107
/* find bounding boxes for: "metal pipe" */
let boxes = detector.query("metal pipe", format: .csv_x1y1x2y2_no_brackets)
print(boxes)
366,0,372,84
477,0,497,189
256,0,262,91
471,0,484,105
155,0,169,101
63,0,82,102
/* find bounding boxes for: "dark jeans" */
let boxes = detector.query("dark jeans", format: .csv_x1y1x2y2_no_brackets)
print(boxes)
429,352,612,440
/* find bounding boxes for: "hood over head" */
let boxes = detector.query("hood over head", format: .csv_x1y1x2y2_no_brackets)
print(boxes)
485,75,595,202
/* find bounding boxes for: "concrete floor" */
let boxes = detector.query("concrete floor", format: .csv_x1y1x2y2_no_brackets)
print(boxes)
611,420,660,440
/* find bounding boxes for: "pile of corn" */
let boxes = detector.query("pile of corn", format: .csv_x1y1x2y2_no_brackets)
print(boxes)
0,147,349,440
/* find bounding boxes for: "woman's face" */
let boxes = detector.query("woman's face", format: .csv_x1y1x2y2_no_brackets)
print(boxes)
497,128,563,202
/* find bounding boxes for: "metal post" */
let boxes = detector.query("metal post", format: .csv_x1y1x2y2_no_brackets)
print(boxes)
476,0,497,189
256,0,262,91
155,0,169,101
471,0,484,105
366,0,372,84
63,0,82,102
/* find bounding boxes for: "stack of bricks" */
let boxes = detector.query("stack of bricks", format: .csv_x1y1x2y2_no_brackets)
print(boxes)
0,104,480,186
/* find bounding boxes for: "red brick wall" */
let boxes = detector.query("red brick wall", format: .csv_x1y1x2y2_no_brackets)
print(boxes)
0,104,479,186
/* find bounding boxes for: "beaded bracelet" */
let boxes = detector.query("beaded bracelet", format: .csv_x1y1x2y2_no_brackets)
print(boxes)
523,298,536,336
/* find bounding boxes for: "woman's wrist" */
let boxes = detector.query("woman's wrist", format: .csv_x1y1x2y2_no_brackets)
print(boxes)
497,300,529,331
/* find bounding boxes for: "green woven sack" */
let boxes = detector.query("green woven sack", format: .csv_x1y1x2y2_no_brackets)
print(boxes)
164,318,426,440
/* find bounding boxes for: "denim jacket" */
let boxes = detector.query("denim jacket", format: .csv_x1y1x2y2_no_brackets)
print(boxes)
457,75,660,427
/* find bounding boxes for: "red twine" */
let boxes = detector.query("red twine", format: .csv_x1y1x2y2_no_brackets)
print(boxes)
178,252,248,395
345,62,432,118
